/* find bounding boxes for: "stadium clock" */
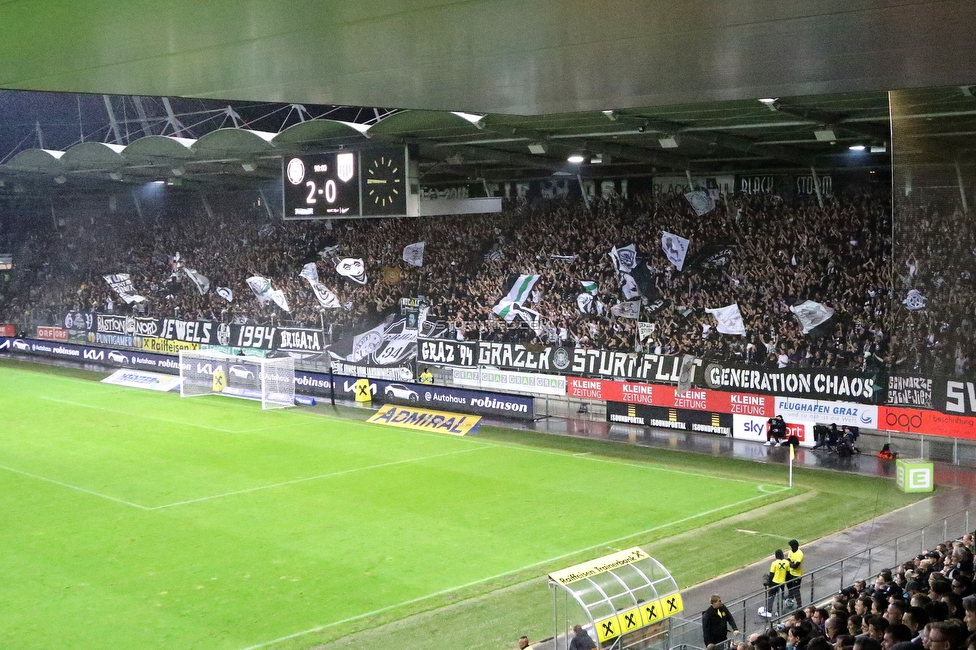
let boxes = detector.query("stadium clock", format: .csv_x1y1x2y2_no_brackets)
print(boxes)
361,148,408,216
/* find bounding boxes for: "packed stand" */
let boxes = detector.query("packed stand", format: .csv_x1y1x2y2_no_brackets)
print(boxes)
0,188,905,371
729,535,976,650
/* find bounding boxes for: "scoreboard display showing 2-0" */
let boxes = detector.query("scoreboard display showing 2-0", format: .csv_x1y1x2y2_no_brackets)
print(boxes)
282,146,418,219
283,151,360,219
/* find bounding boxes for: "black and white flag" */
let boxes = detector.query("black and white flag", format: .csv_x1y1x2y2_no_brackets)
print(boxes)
103,273,146,304
684,190,716,216
335,258,368,285
609,244,637,274
183,268,210,295
619,273,640,300
577,293,594,314
216,287,234,303
903,289,927,311
661,231,690,272
402,242,425,267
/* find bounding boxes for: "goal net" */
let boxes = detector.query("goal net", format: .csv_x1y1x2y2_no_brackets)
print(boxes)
179,350,295,409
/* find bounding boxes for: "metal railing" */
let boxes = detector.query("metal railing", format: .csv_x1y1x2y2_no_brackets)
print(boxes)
666,508,972,649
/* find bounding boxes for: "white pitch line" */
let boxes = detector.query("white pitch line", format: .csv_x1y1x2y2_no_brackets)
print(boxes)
37,395,241,433
0,464,151,510
237,488,786,650
150,445,492,510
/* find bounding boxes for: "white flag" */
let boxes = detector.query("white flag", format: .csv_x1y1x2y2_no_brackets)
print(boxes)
789,300,835,334
903,289,927,311
402,242,425,267
310,282,341,309
246,276,272,303
609,244,637,273
637,322,656,341
705,303,746,335
183,268,210,295
677,354,696,395
661,231,690,272
684,190,715,216
610,301,641,319
216,287,234,303
300,262,319,283
269,289,290,312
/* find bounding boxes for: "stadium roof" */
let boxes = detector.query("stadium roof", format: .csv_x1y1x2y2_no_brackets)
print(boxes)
0,1,974,192
1,85,975,192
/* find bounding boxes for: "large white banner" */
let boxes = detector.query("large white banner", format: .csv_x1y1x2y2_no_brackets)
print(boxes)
452,368,566,396
772,396,879,429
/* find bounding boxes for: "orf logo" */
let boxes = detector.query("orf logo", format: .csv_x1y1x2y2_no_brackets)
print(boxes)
786,423,805,442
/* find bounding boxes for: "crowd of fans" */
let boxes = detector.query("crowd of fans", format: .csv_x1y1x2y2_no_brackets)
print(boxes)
0,183,971,375
889,196,976,377
722,535,976,650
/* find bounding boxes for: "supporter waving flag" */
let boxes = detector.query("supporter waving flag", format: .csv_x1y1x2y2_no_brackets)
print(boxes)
493,302,543,334
789,300,835,334
609,244,637,273
402,241,425,267
103,273,146,304
580,280,598,295
610,301,641,319
183,268,210,295
903,289,927,311
299,263,341,309
661,231,690,271
496,274,540,307
684,190,716,216
705,303,746,335
246,275,289,311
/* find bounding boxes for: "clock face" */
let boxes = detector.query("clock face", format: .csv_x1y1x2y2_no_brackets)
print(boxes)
363,150,407,215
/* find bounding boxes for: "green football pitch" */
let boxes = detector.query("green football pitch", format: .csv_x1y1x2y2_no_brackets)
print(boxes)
0,362,920,650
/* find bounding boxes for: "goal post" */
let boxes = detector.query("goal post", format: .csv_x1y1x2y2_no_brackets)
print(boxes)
179,349,295,409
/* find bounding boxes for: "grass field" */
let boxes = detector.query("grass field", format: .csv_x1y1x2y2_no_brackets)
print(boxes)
0,360,924,649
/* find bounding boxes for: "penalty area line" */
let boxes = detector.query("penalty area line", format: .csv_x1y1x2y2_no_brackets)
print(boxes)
237,489,782,650
37,395,241,433
0,464,151,510
151,445,492,510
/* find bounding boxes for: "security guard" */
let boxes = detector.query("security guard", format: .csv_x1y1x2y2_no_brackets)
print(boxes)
759,549,791,618
786,539,804,607
419,367,434,384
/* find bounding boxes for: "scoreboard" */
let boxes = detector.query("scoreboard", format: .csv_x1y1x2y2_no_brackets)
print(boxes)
282,146,419,219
